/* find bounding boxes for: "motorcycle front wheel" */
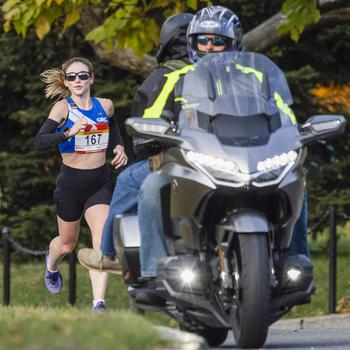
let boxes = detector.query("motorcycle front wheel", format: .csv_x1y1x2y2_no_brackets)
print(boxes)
180,325,228,347
197,327,228,347
231,233,270,348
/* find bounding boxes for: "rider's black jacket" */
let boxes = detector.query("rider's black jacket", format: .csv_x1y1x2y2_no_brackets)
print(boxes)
131,58,189,160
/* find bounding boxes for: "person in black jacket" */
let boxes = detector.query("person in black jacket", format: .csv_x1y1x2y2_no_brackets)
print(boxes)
77,13,194,272
135,5,244,306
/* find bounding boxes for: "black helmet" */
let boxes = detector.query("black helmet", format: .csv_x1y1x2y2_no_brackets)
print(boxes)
187,6,243,62
156,13,194,63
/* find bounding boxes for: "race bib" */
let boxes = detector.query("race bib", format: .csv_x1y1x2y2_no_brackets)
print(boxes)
75,122,109,154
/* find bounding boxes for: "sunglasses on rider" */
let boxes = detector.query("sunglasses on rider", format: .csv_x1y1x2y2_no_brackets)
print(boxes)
197,35,227,46
65,71,92,81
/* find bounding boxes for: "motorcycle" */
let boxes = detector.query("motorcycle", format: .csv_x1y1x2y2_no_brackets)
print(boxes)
114,52,345,348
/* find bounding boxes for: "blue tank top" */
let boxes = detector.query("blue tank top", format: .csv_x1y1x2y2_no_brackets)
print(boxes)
56,97,109,153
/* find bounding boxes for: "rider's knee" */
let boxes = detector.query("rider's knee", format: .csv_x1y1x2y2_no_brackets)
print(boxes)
140,173,168,201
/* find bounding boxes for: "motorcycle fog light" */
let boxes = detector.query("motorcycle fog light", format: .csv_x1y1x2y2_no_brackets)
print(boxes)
287,268,302,281
180,269,196,284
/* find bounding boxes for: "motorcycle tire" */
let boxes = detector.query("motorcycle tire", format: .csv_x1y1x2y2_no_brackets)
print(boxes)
179,325,228,347
231,233,270,349
197,327,228,346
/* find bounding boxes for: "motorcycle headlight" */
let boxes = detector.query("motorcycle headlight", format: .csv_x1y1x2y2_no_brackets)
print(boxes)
257,151,297,172
185,151,242,182
253,151,298,185
253,168,285,182
185,150,298,187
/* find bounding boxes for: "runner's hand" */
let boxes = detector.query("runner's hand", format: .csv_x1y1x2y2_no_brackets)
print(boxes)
111,145,128,169
69,117,88,137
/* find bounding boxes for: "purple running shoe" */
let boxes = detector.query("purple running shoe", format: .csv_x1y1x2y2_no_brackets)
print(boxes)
44,255,62,294
91,300,107,312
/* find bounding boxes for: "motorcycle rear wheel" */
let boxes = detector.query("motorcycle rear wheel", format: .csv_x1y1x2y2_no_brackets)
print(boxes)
231,234,270,348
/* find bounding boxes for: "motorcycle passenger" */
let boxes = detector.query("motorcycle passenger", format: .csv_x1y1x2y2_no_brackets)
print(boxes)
135,5,244,305
77,13,194,271
135,5,310,306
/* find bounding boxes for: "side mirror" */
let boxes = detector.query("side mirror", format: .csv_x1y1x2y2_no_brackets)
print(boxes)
125,117,183,147
125,117,171,138
300,115,346,146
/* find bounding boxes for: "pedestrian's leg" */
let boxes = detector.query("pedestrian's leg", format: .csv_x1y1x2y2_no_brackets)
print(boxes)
84,204,110,304
291,189,310,257
45,217,80,293
48,217,80,271
138,172,170,278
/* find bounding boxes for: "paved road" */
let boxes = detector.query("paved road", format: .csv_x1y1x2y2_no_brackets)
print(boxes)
216,328,350,349
212,314,350,350
157,313,350,350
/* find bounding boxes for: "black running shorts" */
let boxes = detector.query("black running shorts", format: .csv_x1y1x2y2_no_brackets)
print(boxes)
53,164,112,222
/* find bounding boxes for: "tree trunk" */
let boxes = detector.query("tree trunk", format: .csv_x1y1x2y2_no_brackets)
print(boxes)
243,5,350,52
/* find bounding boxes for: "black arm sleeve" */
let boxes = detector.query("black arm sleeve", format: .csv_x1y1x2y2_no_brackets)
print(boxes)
108,115,124,149
35,119,65,151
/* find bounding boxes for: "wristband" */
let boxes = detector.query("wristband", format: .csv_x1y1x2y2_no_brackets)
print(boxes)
62,127,71,140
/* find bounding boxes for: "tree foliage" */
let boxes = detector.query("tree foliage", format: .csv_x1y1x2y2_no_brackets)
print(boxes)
272,23,350,220
311,83,350,113
3,0,348,76
2,0,339,57
278,0,320,41
2,0,210,56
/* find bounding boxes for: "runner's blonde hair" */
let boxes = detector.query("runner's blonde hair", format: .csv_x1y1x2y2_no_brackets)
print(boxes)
40,57,94,100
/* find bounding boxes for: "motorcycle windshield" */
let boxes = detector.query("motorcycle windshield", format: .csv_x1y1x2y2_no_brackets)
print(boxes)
178,52,294,147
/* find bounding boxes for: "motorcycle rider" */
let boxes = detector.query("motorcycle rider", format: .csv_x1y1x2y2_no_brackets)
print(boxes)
78,6,309,304
135,5,310,306
77,13,194,271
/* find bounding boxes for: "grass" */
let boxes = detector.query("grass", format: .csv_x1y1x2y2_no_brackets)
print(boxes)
3,260,130,309
286,229,350,318
0,260,171,350
308,225,350,255
286,254,350,318
0,259,173,324
0,306,166,350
